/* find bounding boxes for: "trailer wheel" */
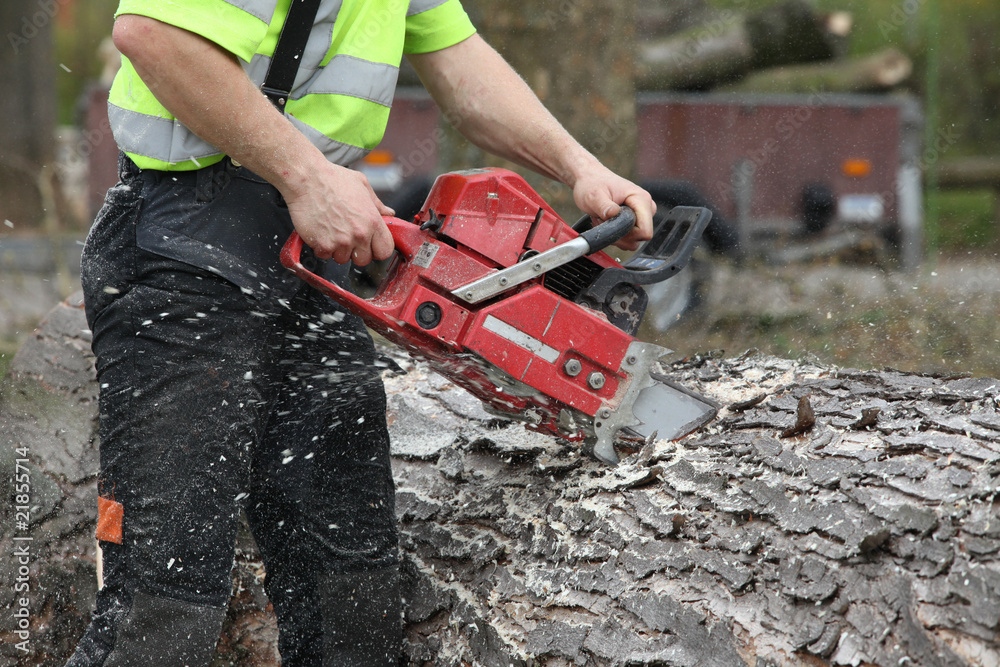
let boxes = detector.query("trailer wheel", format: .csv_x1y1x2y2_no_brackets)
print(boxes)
642,179,739,256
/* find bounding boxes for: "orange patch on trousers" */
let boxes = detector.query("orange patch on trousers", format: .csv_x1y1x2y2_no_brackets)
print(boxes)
96,496,124,544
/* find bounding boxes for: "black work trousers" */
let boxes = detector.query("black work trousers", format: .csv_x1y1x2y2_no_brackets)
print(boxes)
67,156,400,666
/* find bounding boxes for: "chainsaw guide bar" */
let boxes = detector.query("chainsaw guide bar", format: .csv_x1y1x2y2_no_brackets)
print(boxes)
282,168,717,464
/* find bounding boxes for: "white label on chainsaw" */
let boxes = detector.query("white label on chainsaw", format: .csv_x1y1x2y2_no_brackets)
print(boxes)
484,315,560,363
413,242,439,269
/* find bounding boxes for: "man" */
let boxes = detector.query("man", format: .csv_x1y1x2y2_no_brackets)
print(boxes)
68,1,655,665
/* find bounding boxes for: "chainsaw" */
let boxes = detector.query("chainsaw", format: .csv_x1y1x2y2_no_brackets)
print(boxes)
281,168,717,464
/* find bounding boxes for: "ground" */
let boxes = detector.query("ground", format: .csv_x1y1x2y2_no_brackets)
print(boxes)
647,251,1000,379
3,248,1000,380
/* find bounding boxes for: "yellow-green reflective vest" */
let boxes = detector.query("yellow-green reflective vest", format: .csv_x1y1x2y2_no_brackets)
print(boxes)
108,0,475,171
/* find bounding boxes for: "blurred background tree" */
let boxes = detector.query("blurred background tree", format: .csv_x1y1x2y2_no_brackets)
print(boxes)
0,0,117,231
441,0,638,219
0,0,57,228
54,0,119,124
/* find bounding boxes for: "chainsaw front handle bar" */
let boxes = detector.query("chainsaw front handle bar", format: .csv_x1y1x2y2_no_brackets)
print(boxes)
452,206,637,305
577,205,638,255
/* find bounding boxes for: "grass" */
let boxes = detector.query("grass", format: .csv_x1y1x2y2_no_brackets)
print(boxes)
642,183,1000,378
934,189,998,251
0,340,17,380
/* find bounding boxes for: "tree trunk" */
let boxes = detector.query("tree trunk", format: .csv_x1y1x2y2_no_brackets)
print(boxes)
635,0,850,92
722,47,913,94
7,297,1000,665
390,352,1000,666
0,0,57,228
635,0,712,40
438,0,638,220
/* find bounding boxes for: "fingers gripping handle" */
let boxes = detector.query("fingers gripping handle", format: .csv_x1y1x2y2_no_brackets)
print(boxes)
578,206,637,253
280,216,405,312
280,231,360,307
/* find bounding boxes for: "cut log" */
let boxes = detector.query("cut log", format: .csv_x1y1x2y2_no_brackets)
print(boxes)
5,297,1000,666
937,156,1000,190
635,1,850,92
722,47,914,94
391,352,1000,666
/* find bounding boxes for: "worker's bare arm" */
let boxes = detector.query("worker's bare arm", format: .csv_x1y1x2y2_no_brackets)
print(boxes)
407,34,655,250
112,14,392,265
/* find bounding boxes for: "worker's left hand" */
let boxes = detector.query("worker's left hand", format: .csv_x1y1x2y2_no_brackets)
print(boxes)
572,166,656,251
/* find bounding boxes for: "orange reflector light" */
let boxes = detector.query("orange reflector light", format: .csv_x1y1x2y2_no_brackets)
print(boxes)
363,149,396,165
842,158,872,178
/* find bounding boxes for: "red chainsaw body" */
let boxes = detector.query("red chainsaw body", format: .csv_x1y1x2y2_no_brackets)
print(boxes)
281,169,641,442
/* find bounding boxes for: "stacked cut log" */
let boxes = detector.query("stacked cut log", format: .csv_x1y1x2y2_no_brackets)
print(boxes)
4,297,999,666
636,0,850,91
720,47,914,95
398,1,905,96
635,0,910,94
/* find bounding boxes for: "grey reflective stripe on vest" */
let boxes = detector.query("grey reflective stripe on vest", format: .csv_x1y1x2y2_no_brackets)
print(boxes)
222,0,279,23
293,55,398,104
108,103,222,163
111,101,370,166
242,0,341,85
407,0,449,16
287,114,369,165
303,0,343,72
246,53,398,105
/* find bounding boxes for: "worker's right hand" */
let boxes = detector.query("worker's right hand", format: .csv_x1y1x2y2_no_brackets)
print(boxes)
282,160,395,266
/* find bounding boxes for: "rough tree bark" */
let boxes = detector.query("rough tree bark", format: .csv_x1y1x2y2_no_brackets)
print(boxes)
0,0,57,228
437,0,637,219
4,297,1000,666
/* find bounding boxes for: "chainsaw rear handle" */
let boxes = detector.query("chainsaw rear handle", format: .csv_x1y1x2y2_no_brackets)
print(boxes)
280,231,365,313
280,216,417,316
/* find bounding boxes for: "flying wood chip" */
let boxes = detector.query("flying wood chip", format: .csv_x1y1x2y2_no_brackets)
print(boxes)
780,395,816,438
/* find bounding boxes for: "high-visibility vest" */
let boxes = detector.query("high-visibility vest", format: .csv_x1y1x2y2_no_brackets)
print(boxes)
108,0,475,171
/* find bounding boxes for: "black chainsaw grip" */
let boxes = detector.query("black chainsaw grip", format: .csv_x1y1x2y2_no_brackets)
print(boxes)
578,206,637,253
577,205,712,313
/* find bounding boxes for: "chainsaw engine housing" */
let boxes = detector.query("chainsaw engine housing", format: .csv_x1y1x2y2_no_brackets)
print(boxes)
282,168,716,463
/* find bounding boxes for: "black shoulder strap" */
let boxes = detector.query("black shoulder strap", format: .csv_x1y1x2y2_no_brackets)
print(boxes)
261,0,323,110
